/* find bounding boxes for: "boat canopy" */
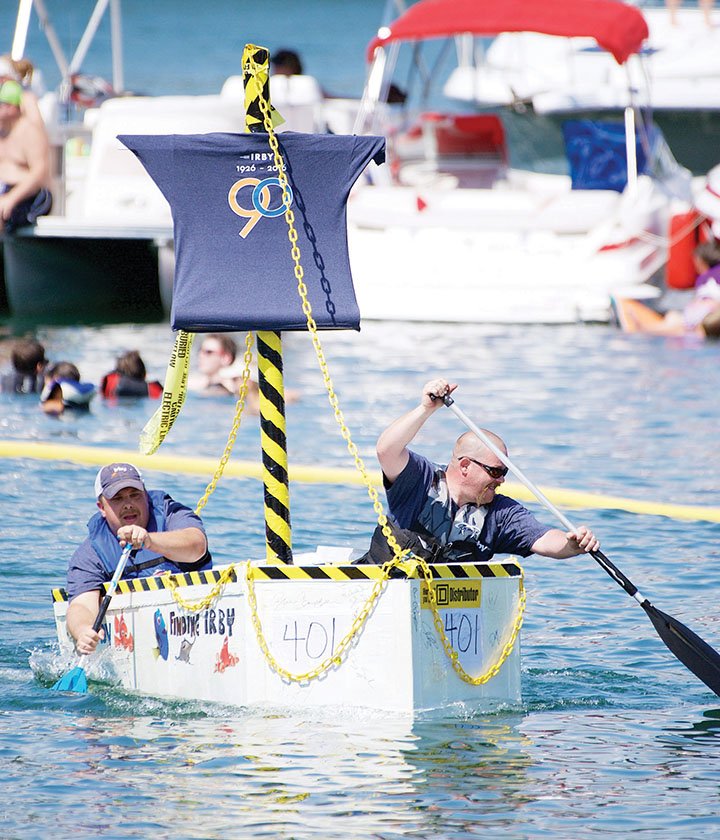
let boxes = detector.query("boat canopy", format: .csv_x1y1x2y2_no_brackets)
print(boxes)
367,0,649,65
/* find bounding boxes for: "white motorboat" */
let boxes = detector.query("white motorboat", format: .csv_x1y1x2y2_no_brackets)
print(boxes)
2,0,330,322
346,0,694,324
444,3,720,175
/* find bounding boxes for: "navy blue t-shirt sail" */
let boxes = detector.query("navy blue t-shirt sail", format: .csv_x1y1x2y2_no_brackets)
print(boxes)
118,132,385,332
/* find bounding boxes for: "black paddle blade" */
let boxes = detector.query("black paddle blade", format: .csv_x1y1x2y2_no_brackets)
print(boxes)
643,602,720,697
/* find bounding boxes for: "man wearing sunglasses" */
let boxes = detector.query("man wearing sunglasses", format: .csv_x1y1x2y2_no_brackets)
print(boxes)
376,378,599,563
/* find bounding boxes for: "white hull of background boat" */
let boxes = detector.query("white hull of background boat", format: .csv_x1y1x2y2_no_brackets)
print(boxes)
347,173,672,324
52,551,524,714
3,0,337,322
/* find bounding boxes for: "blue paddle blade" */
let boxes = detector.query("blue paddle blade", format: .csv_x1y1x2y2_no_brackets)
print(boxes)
52,665,88,693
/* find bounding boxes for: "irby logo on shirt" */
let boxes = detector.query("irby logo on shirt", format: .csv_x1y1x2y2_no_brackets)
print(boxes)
228,155,294,238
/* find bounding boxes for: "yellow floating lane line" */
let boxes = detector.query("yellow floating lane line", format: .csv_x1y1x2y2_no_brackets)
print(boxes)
504,484,720,524
2,439,720,523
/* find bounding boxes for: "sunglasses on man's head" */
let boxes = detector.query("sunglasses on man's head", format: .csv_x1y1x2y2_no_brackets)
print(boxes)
459,456,508,479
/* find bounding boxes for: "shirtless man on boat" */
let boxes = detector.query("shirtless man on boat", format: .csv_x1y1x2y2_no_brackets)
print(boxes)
0,79,52,233
376,378,599,563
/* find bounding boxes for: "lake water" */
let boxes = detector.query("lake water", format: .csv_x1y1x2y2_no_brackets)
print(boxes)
3,0,720,837
2,319,720,838
1,0,389,101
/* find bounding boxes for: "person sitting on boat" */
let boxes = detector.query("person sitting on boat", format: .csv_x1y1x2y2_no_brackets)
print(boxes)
271,49,304,77
0,336,47,394
66,462,211,654
374,378,599,563
0,79,52,233
40,361,95,415
613,241,720,338
100,349,163,399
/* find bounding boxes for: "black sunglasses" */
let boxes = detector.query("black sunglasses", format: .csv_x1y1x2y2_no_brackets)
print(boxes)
459,456,508,479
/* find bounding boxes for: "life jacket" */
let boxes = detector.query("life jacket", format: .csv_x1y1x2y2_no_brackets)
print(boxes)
101,371,163,399
41,378,95,408
356,462,494,566
88,489,190,578
410,464,493,561
353,519,445,569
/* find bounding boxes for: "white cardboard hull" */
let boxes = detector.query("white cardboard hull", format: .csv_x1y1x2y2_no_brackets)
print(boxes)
52,556,524,714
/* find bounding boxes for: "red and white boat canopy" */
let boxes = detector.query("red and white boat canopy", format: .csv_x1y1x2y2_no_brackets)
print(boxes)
367,0,649,65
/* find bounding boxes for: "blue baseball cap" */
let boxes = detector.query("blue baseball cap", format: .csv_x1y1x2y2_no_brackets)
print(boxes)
94,463,145,499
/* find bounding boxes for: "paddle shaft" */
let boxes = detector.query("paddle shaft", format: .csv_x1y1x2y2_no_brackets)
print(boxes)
93,543,134,632
53,544,135,692
440,396,646,603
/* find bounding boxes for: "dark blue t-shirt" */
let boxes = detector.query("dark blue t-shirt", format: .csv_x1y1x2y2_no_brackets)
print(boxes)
119,132,386,333
67,493,208,599
385,451,550,561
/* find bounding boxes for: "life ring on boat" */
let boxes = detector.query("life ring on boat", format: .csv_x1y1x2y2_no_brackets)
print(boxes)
69,73,115,108
666,210,707,290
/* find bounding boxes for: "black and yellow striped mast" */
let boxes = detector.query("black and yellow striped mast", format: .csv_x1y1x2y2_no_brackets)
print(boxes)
242,44,293,565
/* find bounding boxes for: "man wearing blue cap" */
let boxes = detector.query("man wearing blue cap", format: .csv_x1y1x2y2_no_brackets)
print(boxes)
0,79,52,233
66,462,212,654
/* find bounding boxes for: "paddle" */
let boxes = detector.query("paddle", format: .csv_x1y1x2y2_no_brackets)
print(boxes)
52,543,133,693
436,393,720,697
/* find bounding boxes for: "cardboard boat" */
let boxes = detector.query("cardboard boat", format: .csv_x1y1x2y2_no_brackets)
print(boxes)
52,550,524,714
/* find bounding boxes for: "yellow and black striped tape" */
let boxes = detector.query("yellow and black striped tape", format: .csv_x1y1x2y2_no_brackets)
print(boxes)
51,560,521,602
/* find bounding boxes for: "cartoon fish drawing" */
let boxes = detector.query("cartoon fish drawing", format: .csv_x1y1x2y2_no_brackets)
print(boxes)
114,614,134,652
214,635,239,673
153,609,169,661
176,637,195,664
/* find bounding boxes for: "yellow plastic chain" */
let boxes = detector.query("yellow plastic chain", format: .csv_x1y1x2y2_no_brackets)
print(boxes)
163,564,238,612
195,332,255,515
162,333,253,611
417,556,526,685
245,556,526,685
250,60,525,684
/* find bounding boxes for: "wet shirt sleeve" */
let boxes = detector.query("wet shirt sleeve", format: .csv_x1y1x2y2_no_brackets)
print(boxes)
161,494,211,566
66,539,106,601
162,495,206,535
482,495,550,557
384,451,436,529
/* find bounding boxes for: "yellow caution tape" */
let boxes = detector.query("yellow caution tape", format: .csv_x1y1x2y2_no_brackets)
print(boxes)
139,330,195,455
3,439,720,524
